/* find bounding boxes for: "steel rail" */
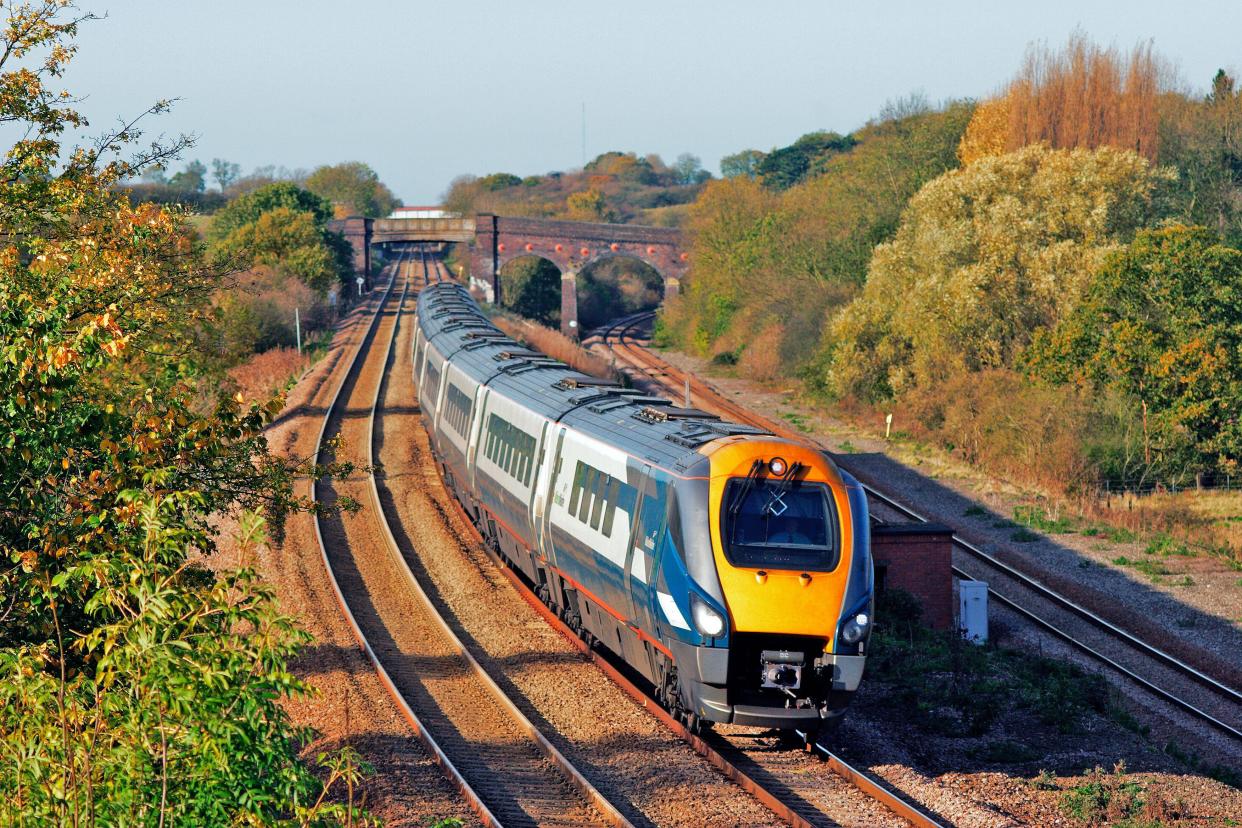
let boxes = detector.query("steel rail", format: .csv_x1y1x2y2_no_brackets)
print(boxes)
365,258,634,827
600,311,1242,746
310,256,503,827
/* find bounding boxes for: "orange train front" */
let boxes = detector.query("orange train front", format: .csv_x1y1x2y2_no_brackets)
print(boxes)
415,281,873,734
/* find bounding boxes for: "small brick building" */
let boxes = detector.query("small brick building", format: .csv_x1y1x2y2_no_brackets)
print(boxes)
872,523,955,630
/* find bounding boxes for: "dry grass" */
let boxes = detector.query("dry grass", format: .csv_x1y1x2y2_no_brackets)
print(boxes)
227,347,310,404
1081,489,1242,568
738,322,785,383
491,313,618,381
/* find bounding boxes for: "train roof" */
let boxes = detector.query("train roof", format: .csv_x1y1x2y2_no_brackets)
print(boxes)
416,282,772,473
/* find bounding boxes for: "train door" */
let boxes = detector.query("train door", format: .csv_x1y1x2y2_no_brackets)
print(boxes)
531,424,565,564
625,467,666,679
466,386,488,489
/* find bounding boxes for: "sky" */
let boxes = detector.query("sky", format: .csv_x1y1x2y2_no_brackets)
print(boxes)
63,0,1242,204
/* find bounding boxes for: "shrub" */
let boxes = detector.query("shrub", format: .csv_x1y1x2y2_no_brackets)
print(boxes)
820,144,1171,402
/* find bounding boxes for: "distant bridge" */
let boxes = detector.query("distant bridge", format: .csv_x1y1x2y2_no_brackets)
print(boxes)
327,213,687,337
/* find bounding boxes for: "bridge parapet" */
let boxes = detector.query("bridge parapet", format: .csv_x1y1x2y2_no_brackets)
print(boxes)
372,216,475,243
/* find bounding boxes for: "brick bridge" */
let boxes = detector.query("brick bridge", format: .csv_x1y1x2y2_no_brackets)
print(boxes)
328,213,687,337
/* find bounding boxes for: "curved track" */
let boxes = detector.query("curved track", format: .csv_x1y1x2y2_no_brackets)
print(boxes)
310,252,632,828
408,279,951,828
595,311,1242,750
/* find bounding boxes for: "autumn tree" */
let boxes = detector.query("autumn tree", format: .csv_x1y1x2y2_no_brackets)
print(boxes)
208,181,333,240
564,187,617,222
960,33,1165,164
1025,226,1242,478
304,160,400,218
666,102,971,368
821,145,1170,400
213,206,346,293
0,5,366,821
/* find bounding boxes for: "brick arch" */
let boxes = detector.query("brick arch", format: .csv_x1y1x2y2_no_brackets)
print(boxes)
472,214,687,337
577,250,668,288
494,253,564,324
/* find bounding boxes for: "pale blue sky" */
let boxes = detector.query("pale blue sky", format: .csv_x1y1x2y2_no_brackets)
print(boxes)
65,1,1241,203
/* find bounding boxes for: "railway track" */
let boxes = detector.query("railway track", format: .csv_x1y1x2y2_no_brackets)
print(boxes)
392,266,943,828
594,310,1242,752
310,251,632,828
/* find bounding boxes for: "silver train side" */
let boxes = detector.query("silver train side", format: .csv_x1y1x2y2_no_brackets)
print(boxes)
412,282,874,731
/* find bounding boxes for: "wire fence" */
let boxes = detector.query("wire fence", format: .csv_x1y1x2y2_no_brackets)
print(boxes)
1092,476,1242,498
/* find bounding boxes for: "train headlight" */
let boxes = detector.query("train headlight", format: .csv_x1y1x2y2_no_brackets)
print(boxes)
840,612,871,644
768,457,787,476
690,595,725,637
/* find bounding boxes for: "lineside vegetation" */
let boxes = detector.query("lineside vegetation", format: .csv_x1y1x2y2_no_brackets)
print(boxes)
659,33,1242,506
0,3,370,823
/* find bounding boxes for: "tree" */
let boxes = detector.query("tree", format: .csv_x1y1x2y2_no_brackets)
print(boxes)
168,158,207,192
666,102,972,366
0,5,366,821
672,152,707,185
821,145,1170,401
207,181,333,244
960,33,1165,164
720,149,764,179
1025,226,1242,477
213,206,344,293
479,172,521,190
500,257,561,324
757,131,856,190
564,187,616,222
1158,69,1242,246
304,160,400,218
211,157,240,191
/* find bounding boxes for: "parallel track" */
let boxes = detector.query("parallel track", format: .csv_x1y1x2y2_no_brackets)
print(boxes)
596,311,1242,749
310,252,632,828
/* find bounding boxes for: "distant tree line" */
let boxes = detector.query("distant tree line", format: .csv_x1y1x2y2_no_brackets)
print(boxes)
442,149,711,227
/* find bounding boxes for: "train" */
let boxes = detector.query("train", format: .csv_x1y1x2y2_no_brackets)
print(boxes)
412,281,873,734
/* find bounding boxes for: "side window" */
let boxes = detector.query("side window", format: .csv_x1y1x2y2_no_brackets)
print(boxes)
566,459,634,539
425,360,442,401
484,413,537,487
635,477,668,554
444,384,473,437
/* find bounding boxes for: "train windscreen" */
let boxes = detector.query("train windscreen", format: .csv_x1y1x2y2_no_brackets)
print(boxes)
722,477,839,571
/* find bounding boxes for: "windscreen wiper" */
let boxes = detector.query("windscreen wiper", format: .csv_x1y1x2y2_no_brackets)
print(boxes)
760,461,804,517
727,459,764,534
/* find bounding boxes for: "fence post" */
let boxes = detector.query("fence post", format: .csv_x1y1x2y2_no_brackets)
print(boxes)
295,307,302,354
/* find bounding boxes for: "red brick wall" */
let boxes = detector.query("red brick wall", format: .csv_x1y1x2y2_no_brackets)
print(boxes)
872,523,954,630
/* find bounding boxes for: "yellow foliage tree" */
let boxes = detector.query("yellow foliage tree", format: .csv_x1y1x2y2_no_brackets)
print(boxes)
820,145,1172,401
957,95,1012,164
